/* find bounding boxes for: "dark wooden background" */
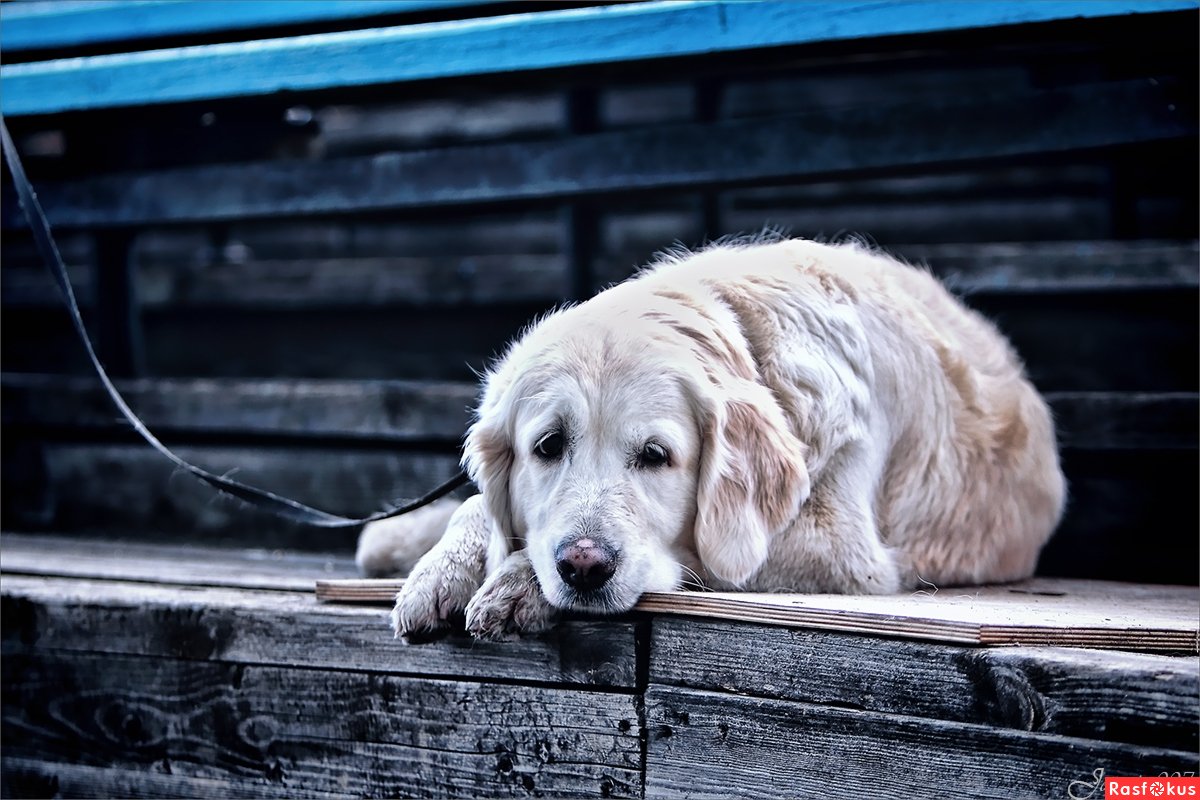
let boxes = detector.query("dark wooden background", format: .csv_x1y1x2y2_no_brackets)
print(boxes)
2,7,1196,583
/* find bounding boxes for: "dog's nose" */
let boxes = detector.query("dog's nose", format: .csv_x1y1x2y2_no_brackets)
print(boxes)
555,538,616,592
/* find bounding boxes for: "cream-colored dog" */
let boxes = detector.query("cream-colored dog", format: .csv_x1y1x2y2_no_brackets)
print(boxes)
357,236,1066,641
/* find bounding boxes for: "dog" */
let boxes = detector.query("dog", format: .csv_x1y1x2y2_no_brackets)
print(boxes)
357,235,1066,641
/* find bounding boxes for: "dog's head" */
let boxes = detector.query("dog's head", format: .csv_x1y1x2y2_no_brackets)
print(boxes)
463,282,810,612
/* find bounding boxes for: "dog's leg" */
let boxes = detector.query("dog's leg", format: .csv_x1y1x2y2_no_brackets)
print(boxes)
390,494,501,641
464,550,558,641
759,449,904,595
357,498,462,578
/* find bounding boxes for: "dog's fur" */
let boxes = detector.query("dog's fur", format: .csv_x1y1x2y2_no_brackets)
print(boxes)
359,237,1066,641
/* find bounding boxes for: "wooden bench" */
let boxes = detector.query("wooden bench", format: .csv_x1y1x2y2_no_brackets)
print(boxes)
2,1,1198,796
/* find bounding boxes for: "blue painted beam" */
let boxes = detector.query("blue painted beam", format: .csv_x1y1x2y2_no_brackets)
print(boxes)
1,0,1196,116
0,0,489,52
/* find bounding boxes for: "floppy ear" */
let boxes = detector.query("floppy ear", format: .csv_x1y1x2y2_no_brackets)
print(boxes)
462,363,519,550
694,385,810,586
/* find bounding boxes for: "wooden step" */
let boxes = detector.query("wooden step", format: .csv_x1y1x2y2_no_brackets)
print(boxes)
2,537,1197,797
5,81,1193,229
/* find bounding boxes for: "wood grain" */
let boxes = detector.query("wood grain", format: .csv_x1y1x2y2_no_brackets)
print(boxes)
3,442,466,546
2,650,642,798
5,81,1192,229
0,533,358,592
1,756,352,800
643,685,1198,800
905,241,1200,295
316,577,1200,653
1,574,639,688
16,240,1194,311
649,617,1199,750
1,373,478,443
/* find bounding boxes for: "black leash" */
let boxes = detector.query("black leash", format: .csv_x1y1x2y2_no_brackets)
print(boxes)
1,117,469,528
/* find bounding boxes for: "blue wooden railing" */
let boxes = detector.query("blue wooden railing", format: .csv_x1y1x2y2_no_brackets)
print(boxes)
1,0,1195,116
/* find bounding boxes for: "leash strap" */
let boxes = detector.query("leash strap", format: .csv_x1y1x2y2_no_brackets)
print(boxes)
1,117,469,528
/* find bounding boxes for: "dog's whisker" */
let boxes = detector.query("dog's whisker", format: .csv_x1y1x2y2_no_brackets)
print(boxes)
677,563,711,592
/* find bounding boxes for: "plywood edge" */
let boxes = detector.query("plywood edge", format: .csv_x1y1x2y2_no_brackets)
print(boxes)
314,578,1200,653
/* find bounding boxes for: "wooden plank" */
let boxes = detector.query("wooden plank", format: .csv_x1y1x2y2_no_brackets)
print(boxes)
11,239,1194,311
1,574,640,688
4,79,1194,229
1,756,346,800
1,650,643,798
1047,392,1198,450
4,1,1193,116
1038,449,1199,586
316,578,1200,654
2,443,465,547
5,288,1195,388
648,617,1199,750
1,373,477,443
1,1,484,53
0,304,536,381
643,685,1197,800
903,241,1200,294
133,254,569,308
3,377,1195,450
0,533,358,592
978,289,1197,393
719,174,1198,247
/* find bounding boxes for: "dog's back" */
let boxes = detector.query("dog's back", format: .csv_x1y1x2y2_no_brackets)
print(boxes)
640,238,1066,586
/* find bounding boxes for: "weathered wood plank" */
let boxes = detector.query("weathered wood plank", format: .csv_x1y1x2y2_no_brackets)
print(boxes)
904,241,1200,294
10,238,1195,310
2,650,643,798
979,289,1196,393
4,374,1195,450
4,1,1192,116
635,579,1199,653
643,685,1198,800
0,443,465,547
0,533,358,592
5,291,1196,387
317,577,1199,653
1037,448,1199,586
5,80,1193,229
1,756,347,800
139,249,573,308
1049,392,1198,450
649,618,1199,750
132,254,568,309
1,373,477,442
0,574,639,688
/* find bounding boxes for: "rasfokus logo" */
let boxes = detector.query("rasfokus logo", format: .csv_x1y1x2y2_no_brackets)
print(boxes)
1106,777,1200,797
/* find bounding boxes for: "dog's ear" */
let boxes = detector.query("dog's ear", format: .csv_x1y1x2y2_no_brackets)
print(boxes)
694,387,810,586
462,363,519,549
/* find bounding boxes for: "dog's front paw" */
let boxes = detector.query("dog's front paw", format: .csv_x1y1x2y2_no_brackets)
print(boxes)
464,552,558,642
390,559,480,643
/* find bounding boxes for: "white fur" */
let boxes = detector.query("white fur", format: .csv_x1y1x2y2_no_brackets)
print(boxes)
363,237,1066,641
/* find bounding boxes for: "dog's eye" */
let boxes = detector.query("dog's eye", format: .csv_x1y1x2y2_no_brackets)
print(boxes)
636,441,671,469
534,432,565,461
